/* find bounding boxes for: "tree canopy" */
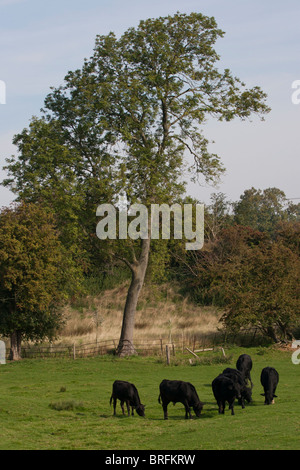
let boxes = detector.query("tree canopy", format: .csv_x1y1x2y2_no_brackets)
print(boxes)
2,12,271,354
0,203,81,359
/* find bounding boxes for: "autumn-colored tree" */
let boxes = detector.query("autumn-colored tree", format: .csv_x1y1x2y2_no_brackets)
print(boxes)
218,236,299,342
180,224,299,342
0,203,80,360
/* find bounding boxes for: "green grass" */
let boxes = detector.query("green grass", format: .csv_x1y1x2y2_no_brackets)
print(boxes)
0,347,299,450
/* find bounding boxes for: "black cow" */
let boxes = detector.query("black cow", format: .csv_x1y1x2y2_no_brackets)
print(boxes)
260,367,279,405
110,380,145,417
236,354,253,388
222,368,252,408
212,374,242,415
158,379,204,420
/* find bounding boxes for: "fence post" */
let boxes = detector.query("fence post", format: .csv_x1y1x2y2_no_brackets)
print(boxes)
73,343,76,360
166,345,170,365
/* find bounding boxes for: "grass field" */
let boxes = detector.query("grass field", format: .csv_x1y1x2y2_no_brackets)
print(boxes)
0,347,299,450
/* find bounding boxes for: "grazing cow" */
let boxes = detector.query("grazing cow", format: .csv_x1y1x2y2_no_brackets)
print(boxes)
158,379,204,420
110,380,145,417
260,367,279,405
236,354,253,388
222,368,252,408
212,374,242,415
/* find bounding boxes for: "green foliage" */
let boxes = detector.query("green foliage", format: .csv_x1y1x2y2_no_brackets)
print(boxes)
1,12,271,345
233,187,298,233
0,202,81,343
147,239,171,283
2,12,270,264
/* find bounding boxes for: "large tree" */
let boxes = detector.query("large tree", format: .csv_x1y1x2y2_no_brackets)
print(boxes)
2,12,270,355
0,203,80,360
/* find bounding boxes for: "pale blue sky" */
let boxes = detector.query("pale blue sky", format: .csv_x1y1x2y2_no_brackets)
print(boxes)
1,0,299,206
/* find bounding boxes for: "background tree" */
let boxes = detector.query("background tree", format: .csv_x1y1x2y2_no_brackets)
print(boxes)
2,12,270,355
233,187,296,233
204,192,233,242
179,223,299,342
0,203,80,360
218,234,300,343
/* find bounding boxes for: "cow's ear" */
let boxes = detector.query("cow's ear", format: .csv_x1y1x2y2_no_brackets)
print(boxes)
260,393,265,396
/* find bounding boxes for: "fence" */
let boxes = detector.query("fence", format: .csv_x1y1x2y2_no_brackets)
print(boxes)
21,339,117,359
12,327,266,360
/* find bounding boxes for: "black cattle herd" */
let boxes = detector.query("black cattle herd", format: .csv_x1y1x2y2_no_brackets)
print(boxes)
110,354,280,419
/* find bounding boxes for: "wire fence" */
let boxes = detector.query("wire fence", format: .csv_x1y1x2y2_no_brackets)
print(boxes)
11,327,267,360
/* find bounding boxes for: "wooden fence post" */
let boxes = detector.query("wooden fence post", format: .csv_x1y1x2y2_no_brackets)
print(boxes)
73,343,76,360
166,345,170,365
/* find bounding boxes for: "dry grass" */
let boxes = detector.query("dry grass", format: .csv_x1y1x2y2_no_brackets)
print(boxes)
56,282,222,346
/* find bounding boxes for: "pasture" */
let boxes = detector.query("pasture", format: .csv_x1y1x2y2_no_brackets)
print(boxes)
0,347,299,450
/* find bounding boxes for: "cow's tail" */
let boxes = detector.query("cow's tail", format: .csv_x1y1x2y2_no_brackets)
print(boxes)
158,394,161,404
110,394,113,406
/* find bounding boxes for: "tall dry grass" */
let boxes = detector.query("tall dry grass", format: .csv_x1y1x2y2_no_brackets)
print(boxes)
57,282,222,346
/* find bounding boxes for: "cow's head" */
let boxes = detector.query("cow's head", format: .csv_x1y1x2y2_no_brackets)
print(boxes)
136,403,146,417
243,386,252,403
193,401,204,418
261,392,277,405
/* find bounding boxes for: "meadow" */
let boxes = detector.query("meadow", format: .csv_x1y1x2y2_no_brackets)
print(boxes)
0,346,299,450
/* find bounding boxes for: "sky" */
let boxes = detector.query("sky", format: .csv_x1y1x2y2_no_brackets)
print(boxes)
0,0,299,207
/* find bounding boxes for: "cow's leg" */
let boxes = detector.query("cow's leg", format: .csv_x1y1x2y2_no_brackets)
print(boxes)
162,401,169,420
249,373,253,389
184,401,192,419
113,397,117,415
229,399,235,415
120,400,126,415
218,400,225,414
125,400,131,416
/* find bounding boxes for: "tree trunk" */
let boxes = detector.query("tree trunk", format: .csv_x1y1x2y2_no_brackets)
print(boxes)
265,326,280,343
117,237,151,357
10,330,22,361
